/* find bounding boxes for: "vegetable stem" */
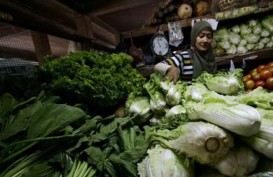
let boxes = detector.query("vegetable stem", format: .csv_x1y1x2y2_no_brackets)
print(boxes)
205,137,220,153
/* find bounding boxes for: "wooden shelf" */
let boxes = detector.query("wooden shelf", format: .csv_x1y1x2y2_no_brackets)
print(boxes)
121,14,215,39
121,3,273,39
216,48,273,66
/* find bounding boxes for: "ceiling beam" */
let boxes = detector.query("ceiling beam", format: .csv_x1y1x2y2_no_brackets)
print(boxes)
89,0,162,16
90,16,120,47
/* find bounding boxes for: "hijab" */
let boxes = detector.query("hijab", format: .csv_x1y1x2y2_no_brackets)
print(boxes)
188,21,217,79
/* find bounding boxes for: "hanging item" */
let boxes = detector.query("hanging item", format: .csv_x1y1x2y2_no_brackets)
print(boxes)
129,32,143,64
177,3,193,19
168,21,184,47
150,26,170,58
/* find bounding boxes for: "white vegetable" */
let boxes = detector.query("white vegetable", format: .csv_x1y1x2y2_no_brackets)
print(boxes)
243,35,260,44
212,146,259,177
194,69,244,95
128,97,152,123
229,32,241,45
237,46,248,54
152,121,234,164
137,145,193,177
242,109,273,159
239,39,247,46
165,81,184,106
186,101,261,136
266,41,273,48
183,83,208,102
225,44,237,55
165,105,186,119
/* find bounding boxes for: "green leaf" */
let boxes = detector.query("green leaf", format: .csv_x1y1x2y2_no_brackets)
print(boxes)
0,101,42,141
27,103,86,139
0,93,17,125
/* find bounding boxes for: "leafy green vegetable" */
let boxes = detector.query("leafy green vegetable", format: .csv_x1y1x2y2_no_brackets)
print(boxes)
38,51,146,108
186,99,261,137
137,145,194,177
212,146,259,177
151,121,234,164
195,69,244,95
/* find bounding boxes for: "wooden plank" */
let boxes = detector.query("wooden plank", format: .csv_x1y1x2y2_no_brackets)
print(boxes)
89,0,162,16
31,31,51,64
121,14,215,39
90,16,120,47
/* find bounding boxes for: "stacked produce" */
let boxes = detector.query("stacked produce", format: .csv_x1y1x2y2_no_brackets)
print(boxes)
243,61,273,91
213,15,273,56
1,65,273,176
37,51,146,109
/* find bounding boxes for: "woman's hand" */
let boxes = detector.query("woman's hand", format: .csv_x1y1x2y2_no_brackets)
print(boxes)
165,66,180,83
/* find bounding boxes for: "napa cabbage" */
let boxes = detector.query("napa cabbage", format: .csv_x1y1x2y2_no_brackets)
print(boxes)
194,69,244,95
151,121,234,164
137,145,194,177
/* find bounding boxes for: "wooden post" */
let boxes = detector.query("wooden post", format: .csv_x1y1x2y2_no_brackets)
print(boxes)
31,31,52,64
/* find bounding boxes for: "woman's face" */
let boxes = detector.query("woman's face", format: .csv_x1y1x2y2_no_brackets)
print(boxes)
195,28,213,52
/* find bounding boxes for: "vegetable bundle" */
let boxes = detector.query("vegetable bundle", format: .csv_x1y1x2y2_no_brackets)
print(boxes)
214,15,273,56
38,51,146,108
2,68,273,176
125,70,273,177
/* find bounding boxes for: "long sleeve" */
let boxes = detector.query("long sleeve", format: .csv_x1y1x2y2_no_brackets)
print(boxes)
154,62,171,76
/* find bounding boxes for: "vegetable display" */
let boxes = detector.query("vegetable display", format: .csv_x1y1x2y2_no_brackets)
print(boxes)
214,15,273,56
38,51,146,108
243,61,273,91
1,66,273,176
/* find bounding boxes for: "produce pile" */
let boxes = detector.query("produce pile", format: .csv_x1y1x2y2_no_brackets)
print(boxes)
213,15,273,56
37,51,146,108
1,67,273,177
243,61,273,91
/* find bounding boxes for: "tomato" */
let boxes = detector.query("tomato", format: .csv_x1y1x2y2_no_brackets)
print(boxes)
267,66,273,74
250,69,257,76
252,73,261,81
266,61,273,68
266,77,273,90
243,75,251,82
244,79,255,89
260,69,273,80
255,80,266,88
257,65,266,73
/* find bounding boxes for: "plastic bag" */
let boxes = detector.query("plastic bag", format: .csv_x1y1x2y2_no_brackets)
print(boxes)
168,21,184,47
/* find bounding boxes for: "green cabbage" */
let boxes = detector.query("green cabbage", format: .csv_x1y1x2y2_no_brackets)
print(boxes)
151,121,234,164
261,16,273,32
237,46,248,54
252,23,262,35
229,32,241,45
226,44,237,55
185,100,261,137
242,109,273,160
218,40,231,50
137,145,194,177
231,25,240,33
194,69,244,95
243,34,260,44
212,146,259,177
214,28,229,42
240,24,252,35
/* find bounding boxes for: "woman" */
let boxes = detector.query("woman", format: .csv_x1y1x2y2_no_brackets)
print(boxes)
154,21,217,84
